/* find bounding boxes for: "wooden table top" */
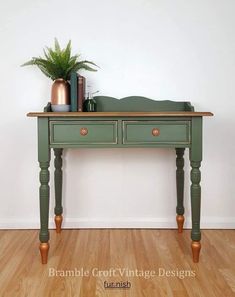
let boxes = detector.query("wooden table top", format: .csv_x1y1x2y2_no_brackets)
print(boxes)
27,111,214,117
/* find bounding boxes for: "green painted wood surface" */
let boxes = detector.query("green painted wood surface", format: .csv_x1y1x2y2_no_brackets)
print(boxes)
38,118,50,162
50,116,193,121
54,149,63,216
190,117,202,161
48,117,192,148
176,148,185,216
39,162,50,243
38,118,51,243
189,117,202,242
50,143,191,149
190,161,201,241
123,121,190,145
94,96,194,112
50,121,118,145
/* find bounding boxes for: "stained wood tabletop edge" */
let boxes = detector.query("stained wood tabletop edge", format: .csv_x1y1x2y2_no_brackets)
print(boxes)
27,111,214,117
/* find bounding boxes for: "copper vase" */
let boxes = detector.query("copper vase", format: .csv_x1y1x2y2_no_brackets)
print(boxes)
51,79,70,112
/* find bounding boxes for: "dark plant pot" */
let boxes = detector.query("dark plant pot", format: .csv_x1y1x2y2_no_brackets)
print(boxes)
83,99,97,112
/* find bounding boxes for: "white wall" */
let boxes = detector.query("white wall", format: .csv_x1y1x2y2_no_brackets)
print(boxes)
0,0,234,229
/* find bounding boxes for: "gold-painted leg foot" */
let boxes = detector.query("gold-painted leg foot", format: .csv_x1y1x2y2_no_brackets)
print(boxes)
39,242,49,264
176,215,184,233
191,241,201,263
55,215,63,233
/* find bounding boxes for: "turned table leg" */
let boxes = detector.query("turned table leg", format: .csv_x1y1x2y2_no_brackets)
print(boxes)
190,161,201,262
190,117,202,263
39,161,50,264
176,148,185,233
54,148,63,233
38,118,51,264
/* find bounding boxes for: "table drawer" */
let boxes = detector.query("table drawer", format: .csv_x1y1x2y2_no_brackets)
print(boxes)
50,121,118,145
123,121,190,144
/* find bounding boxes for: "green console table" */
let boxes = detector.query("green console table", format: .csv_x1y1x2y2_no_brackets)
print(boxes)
27,96,213,264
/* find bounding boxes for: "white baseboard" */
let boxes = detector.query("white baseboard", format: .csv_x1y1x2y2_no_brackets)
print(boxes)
0,217,235,229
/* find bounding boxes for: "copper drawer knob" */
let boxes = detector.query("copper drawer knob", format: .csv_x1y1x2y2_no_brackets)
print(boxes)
152,128,160,136
80,127,88,136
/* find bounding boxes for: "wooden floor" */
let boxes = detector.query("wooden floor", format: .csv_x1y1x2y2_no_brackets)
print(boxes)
0,229,235,297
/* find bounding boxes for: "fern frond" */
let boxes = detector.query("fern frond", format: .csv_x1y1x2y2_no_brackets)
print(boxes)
81,60,100,68
43,49,50,61
21,39,98,80
63,40,71,63
71,61,98,72
54,38,61,53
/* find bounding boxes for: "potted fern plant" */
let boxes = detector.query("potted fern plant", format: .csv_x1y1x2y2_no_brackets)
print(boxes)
22,39,98,111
